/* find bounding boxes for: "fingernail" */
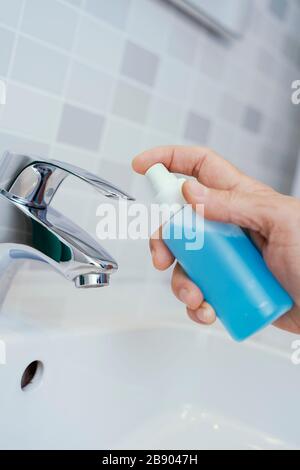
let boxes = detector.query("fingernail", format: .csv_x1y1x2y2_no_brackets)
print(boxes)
186,180,207,201
179,288,191,305
196,307,213,324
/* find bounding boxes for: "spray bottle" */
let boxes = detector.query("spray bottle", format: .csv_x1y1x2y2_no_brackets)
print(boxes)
146,163,293,341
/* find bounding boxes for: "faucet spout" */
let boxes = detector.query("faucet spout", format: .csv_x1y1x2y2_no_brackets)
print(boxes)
0,151,134,309
74,273,110,288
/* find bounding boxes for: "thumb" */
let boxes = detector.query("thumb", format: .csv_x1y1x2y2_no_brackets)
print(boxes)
182,179,273,235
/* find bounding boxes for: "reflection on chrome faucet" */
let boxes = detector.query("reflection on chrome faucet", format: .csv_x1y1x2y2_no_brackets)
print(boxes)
0,151,134,309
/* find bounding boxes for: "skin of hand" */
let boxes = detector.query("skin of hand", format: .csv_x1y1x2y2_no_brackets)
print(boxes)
132,146,300,335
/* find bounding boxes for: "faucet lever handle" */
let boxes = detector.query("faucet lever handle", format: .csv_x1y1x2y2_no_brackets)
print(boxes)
0,151,134,208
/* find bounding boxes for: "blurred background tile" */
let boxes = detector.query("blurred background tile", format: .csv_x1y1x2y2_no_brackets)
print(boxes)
147,96,184,135
66,60,115,112
243,106,264,134
156,57,192,103
64,0,83,7
112,80,151,124
121,41,160,87
75,16,124,73
11,36,69,94
0,27,15,76
0,131,50,156
219,93,244,125
0,82,61,141
0,0,23,28
85,0,131,29
168,18,198,66
126,0,172,53
269,0,289,20
184,111,211,143
21,0,78,51
101,117,144,164
57,103,105,151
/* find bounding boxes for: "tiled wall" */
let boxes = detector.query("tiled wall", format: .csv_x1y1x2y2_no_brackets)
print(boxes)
1,0,300,315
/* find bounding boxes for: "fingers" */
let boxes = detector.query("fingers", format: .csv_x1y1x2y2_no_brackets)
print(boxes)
132,145,250,190
249,230,266,252
150,236,174,270
187,302,217,325
171,263,203,310
171,263,217,325
273,306,300,334
182,179,275,236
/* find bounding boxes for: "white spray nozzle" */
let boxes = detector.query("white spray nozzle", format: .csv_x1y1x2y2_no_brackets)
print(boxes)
145,163,186,206
145,164,177,193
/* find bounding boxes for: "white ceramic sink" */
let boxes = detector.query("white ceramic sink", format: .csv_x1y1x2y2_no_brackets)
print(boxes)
0,281,299,450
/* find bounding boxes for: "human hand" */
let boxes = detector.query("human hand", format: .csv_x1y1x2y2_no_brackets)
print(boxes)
132,146,300,334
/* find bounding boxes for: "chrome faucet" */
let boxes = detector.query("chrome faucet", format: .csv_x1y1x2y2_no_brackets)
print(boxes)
0,151,133,307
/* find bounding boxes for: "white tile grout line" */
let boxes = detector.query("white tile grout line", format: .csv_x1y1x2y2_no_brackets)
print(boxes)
5,0,26,80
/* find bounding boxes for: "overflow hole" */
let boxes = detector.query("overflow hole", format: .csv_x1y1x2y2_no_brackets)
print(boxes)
21,361,44,392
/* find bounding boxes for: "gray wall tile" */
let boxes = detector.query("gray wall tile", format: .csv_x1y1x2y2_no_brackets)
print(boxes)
112,80,151,124
219,94,243,125
67,61,114,112
184,111,211,144
148,96,184,135
256,48,277,77
121,41,159,87
99,159,133,193
168,20,198,65
260,145,297,175
156,57,191,103
0,27,15,76
21,0,78,51
199,42,227,80
243,106,264,134
0,83,61,141
11,36,69,94
0,0,23,28
270,0,288,20
126,0,172,53
0,131,50,157
101,117,144,164
57,104,105,151
76,16,124,73
64,0,82,7
85,0,131,29
283,34,300,67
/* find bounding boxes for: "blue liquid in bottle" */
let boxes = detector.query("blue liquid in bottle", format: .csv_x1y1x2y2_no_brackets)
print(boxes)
163,206,293,341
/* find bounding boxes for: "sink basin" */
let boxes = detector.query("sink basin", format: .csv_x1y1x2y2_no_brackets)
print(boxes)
0,282,299,450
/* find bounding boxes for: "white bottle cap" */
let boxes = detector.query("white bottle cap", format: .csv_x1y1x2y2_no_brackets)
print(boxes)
145,163,186,206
